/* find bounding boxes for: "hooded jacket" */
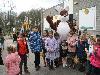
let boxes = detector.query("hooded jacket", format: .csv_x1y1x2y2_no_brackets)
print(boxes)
90,45,100,68
5,52,21,75
17,38,29,55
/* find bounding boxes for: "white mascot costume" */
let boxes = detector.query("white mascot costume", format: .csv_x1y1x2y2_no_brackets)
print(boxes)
46,6,70,41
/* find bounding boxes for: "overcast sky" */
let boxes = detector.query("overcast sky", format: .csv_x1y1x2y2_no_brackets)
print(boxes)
15,0,60,14
0,0,60,13
0,0,74,14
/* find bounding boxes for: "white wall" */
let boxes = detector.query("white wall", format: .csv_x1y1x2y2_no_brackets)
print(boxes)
64,0,73,14
43,18,50,30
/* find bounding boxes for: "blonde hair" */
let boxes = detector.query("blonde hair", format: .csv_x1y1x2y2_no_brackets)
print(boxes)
88,35,96,42
7,44,16,53
80,35,84,40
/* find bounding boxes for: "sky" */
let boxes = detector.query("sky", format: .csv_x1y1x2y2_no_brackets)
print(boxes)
15,0,60,14
0,0,74,15
0,0,60,14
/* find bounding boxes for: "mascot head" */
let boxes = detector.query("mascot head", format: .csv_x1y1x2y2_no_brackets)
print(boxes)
46,6,69,31
60,9,68,16
55,6,69,16
55,6,69,22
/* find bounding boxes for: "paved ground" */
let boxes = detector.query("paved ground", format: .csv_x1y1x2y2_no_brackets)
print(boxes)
0,37,84,75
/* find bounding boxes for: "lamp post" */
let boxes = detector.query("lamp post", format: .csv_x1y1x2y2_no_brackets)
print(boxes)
41,8,44,36
7,0,15,32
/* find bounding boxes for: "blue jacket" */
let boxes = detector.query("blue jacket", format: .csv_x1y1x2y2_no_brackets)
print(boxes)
76,40,89,58
29,32,42,52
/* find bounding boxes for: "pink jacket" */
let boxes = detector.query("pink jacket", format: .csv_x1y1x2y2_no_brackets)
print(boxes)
67,34,78,52
90,45,100,68
5,52,21,75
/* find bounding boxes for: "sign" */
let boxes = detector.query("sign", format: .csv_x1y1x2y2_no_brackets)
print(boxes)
79,6,96,30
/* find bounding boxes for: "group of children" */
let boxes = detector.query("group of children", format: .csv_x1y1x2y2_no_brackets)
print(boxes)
76,33,100,75
42,30,78,69
3,26,100,75
42,29,100,75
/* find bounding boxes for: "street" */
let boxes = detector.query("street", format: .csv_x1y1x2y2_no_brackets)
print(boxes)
0,37,84,75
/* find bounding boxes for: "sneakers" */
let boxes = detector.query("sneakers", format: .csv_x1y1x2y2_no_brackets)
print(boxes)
65,64,67,67
24,69,30,74
19,70,30,75
49,66,55,70
35,66,40,71
63,64,67,68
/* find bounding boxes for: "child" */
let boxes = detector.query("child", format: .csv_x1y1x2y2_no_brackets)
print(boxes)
0,31,4,65
45,30,56,70
54,32,61,68
90,38,100,75
0,43,3,65
61,40,68,68
76,36,89,72
5,45,21,75
17,33,30,74
67,31,78,68
29,26,42,71
85,37,96,75
13,32,17,42
42,30,48,67
0,33,4,50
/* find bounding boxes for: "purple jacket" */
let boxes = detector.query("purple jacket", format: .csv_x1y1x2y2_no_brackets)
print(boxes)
45,37,57,52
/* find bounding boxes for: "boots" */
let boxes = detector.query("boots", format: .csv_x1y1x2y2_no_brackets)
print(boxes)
24,69,30,74
36,66,40,71
35,64,40,71
24,67,30,74
49,60,55,70
54,58,59,68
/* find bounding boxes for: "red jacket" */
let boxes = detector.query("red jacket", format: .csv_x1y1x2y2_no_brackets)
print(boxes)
17,38,29,55
90,45,100,68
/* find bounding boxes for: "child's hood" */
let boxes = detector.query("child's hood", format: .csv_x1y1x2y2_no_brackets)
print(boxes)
8,52,19,62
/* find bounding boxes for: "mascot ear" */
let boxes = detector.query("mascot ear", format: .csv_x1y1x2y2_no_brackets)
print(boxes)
64,6,69,11
55,6,63,13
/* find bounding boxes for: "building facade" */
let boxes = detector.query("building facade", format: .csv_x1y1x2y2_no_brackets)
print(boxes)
73,0,100,34
43,3,64,18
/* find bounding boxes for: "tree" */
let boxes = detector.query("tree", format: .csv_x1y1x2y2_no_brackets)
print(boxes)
29,9,41,26
0,12,5,27
17,9,41,29
0,17,3,27
17,12,27,24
